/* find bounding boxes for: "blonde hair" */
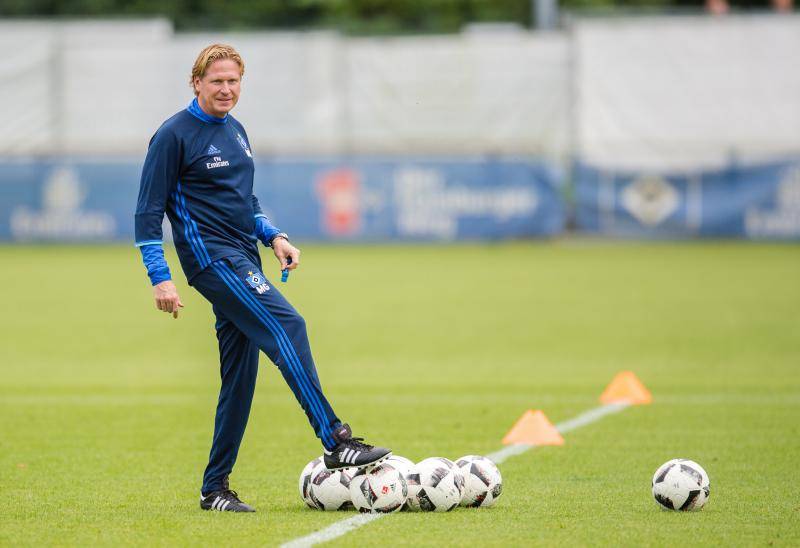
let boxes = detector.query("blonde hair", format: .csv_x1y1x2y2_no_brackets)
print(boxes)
190,44,245,95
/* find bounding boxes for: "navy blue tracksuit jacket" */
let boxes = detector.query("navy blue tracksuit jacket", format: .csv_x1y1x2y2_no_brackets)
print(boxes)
135,98,339,494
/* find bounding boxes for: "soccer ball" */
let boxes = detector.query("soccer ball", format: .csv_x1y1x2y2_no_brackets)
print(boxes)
299,457,324,509
309,466,357,511
383,455,420,510
349,463,408,513
652,459,710,511
383,454,416,476
408,457,465,512
456,455,503,507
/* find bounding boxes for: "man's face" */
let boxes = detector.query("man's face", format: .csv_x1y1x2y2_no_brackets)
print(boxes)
194,59,241,117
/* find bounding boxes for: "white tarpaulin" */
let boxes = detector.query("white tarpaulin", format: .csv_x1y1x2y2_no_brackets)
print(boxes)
2,17,798,165
574,15,800,170
0,20,173,155
346,31,569,156
0,21,568,157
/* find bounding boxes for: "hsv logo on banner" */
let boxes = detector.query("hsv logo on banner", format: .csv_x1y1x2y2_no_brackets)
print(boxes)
575,159,800,239
621,175,679,227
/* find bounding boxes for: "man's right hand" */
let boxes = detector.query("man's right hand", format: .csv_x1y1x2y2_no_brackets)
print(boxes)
153,280,184,319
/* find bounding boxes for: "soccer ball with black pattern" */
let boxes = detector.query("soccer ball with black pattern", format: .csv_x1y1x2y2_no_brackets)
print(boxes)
652,459,710,511
456,455,503,508
408,457,465,512
382,455,420,510
309,466,357,511
299,457,325,509
349,462,408,513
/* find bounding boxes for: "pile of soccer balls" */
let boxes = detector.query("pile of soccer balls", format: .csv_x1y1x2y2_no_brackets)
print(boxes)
299,455,502,513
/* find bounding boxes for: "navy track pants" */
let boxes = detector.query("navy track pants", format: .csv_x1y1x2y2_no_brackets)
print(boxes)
191,253,340,494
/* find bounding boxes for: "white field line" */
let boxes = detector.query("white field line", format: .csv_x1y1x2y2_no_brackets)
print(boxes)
554,401,630,434
280,402,632,548
281,514,384,548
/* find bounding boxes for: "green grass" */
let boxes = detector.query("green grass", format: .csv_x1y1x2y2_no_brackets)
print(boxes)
1,242,799,546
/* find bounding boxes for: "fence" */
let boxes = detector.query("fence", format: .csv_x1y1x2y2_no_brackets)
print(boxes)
1,16,799,241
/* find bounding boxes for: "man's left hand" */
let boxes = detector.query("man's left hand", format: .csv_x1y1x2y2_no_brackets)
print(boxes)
272,237,300,272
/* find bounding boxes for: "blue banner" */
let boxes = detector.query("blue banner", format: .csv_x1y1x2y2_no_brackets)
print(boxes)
0,156,564,242
0,160,140,242
575,159,800,239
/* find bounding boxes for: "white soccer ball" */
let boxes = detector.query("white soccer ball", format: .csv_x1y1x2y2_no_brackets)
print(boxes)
383,455,420,510
455,455,503,508
383,454,415,475
408,457,465,512
349,463,408,513
299,457,324,509
652,459,710,511
309,466,357,511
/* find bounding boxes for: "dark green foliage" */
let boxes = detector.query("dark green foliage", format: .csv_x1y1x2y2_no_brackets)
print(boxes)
0,0,781,31
0,0,605,32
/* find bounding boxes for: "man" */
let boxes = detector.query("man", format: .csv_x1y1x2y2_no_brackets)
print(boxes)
135,44,390,513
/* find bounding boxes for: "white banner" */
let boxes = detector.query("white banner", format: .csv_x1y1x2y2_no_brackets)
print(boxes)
0,21,568,157
574,15,800,169
2,16,798,166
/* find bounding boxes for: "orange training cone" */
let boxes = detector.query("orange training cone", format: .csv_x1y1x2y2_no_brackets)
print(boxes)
599,371,652,405
502,410,564,446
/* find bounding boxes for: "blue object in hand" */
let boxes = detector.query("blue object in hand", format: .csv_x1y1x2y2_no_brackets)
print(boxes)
282,256,292,283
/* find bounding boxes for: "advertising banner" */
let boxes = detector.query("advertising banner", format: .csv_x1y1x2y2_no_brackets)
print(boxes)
575,159,800,239
0,156,564,242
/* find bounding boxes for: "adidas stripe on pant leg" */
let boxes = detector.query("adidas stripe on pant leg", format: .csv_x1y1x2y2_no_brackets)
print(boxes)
193,253,341,493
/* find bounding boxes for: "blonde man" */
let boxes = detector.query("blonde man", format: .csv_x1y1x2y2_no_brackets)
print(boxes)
134,44,390,512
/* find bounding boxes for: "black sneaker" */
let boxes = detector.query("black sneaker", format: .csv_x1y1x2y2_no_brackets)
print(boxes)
324,423,391,470
200,478,255,512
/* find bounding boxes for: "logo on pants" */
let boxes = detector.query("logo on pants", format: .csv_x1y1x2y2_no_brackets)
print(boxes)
246,271,269,294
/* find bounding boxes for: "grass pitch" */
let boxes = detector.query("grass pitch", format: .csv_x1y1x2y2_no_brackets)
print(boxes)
1,241,798,546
